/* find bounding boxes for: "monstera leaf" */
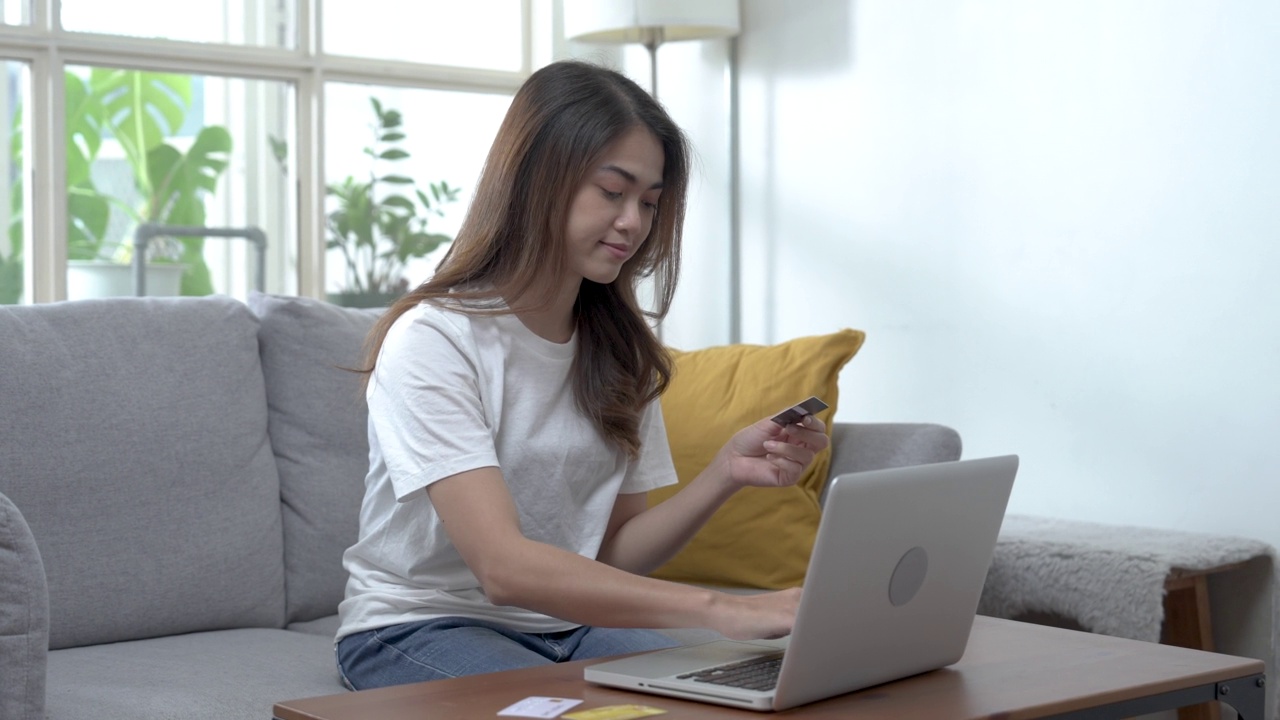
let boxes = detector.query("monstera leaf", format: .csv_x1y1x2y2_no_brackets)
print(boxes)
145,126,233,295
67,182,110,260
91,69,190,179
147,125,232,221
64,73,105,189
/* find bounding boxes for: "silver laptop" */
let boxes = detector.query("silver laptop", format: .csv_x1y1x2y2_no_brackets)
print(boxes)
585,455,1019,712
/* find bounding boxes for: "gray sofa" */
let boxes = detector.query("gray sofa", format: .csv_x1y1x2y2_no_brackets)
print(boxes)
0,293,962,720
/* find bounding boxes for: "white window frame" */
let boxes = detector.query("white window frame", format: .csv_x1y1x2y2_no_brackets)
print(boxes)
0,0,538,303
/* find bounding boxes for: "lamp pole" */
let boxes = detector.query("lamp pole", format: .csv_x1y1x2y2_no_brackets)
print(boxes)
641,27,664,97
728,35,740,344
562,0,742,342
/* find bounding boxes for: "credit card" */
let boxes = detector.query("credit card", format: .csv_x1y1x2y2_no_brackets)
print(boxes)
562,706,667,720
770,396,829,426
498,696,584,718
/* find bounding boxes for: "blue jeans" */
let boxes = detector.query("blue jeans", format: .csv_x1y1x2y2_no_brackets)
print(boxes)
336,617,678,690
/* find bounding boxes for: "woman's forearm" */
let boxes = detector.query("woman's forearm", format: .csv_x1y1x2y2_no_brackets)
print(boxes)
595,453,738,574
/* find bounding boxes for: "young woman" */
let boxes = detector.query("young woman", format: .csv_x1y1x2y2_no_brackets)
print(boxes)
335,60,829,690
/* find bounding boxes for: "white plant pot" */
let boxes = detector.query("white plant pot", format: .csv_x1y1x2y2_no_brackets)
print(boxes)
66,261,185,300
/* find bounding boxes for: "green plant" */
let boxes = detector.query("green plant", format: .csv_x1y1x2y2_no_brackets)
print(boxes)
62,70,111,260
326,97,458,300
0,223,20,305
2,86,106,304
5,68,232,298
1,137,21,304
85,69,232,295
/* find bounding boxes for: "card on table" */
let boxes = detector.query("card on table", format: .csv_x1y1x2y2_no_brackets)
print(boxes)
561,705,667,720
497,696,584,718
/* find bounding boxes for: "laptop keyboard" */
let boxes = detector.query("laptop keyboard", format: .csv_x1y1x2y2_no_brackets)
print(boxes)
677,652,785,692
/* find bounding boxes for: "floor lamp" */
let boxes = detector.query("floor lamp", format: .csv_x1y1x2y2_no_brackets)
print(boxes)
563,0,743,342
563,0,740,98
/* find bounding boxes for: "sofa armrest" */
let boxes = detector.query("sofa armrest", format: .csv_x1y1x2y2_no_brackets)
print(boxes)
0,491,48,720
828,422,963,478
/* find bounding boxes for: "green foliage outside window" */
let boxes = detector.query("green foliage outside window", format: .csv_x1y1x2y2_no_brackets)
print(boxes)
325,97,459,307
3,68,233,303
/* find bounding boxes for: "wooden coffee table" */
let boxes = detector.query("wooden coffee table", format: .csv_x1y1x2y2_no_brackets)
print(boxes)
274,616,1266,720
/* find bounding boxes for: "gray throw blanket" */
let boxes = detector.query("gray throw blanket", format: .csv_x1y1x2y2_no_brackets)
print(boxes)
979,513,1278,718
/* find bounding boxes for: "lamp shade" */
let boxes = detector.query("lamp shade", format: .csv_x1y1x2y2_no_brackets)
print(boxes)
564,0,740,44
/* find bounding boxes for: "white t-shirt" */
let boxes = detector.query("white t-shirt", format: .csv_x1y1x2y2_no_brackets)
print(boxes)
336,300,678,639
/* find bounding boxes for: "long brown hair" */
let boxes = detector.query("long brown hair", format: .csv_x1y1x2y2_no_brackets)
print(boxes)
361,60,691,458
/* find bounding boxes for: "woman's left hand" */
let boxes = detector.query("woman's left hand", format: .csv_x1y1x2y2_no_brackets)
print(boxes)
718,413,829,489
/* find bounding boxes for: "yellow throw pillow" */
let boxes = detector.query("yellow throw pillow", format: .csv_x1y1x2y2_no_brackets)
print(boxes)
650,329,866,589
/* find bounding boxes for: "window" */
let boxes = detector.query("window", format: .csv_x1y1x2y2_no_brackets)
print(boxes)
322,0,522,71
0,0,529,305
323,83,510,306
60,67,295,300
61,0,294,48
0,61,28,305
1,0,29,26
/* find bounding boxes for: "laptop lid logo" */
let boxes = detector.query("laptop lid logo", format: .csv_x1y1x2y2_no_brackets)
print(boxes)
889,546,928,606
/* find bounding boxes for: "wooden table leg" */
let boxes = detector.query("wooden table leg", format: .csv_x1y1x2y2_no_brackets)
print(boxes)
1163,572,1221,720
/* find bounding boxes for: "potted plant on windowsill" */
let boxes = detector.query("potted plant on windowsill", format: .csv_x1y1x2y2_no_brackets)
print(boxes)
325,97,459,308
7,69,232,301
79,69,232,297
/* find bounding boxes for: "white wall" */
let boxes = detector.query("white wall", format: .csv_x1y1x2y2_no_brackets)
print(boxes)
728,0,1280,545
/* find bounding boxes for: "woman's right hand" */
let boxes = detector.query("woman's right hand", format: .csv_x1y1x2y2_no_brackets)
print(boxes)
711,587,803,640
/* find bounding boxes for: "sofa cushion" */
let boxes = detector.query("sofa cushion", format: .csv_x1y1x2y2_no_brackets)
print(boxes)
287,612,342,637
827,423,963,477
45,628,342,720
0,296,285,649
650,330,865,589
249,292,381,623
0,491,48,720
